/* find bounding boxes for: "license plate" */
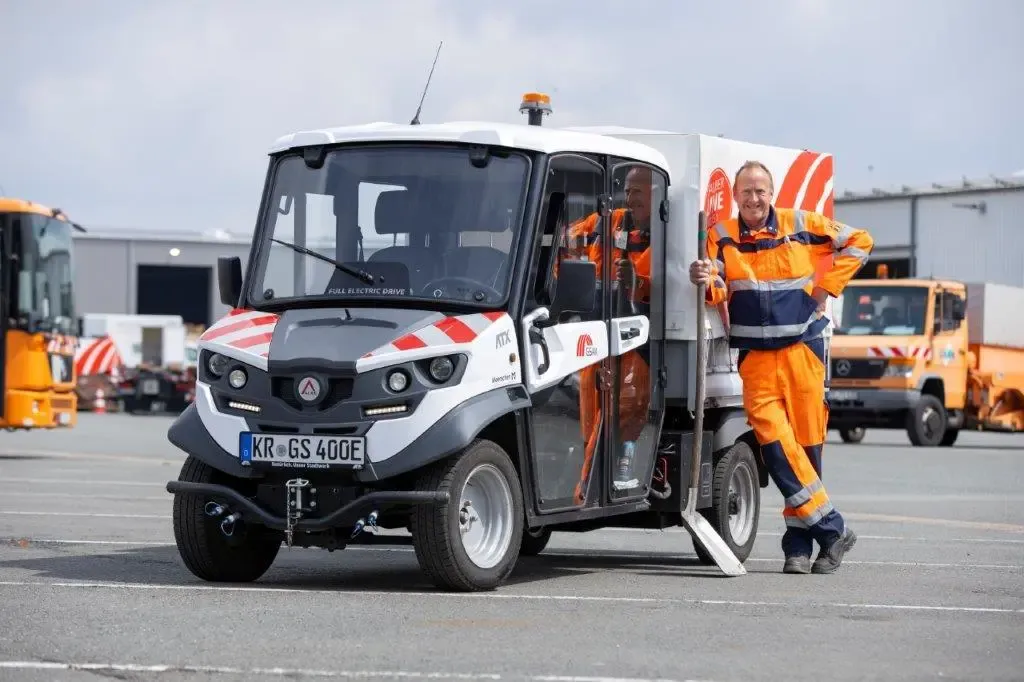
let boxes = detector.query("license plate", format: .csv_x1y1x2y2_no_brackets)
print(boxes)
239,432,365,469
829,390,858,401
142,379,159,395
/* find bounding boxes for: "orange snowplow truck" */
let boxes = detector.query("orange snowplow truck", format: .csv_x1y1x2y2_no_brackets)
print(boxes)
827,276,1024,446
0,197,83,429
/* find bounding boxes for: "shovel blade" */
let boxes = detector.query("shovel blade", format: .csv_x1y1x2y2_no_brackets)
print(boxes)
681,494,747,577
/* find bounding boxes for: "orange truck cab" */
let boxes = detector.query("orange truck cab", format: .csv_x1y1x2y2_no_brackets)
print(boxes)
0,198,82,429
827,276,1024,446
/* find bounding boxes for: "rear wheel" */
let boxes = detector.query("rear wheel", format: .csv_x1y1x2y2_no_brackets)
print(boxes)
694,440,760,565
410,439,523,591
171,456,282,582
839,426,866,443
520,526,552,556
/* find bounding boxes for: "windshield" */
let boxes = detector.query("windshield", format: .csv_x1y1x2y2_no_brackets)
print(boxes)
836,285,929,335
249,144,532,308
11,213,76,334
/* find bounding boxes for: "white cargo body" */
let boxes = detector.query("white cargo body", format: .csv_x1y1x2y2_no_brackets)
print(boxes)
964,282,1024,349
80,313,187,368
570,128,838,407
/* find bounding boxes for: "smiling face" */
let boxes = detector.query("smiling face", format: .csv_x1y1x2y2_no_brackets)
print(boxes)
734,163,774,228
624,167,653,224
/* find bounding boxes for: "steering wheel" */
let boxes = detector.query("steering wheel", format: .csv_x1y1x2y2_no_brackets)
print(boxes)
421,277,502,301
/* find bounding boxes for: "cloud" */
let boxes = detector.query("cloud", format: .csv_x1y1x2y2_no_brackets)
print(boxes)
1,0,1021,233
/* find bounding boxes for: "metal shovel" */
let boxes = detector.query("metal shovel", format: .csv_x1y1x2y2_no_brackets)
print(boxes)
680,210,747,577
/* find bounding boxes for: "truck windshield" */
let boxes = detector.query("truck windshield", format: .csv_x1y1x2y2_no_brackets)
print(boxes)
12,213,76,335
835,285,929,335
248,144,531,308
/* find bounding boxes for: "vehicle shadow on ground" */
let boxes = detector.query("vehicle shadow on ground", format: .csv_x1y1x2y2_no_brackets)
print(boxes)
0,540,741,590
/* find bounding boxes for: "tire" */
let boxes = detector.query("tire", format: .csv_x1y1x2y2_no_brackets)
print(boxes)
906,394,947,447
520,526,552,556
693,440,760,565
939,428,959,446
839,427,866,444
171,456,282,582
410,439,524,591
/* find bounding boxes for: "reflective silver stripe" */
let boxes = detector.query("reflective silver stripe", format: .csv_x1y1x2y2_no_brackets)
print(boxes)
785,515,809,529
785,480,825,509
839,246,869,262
784,500,835,529
730,274,814,292
711,223,730,243
730,314,819,340
792,209,807,233
713,258,726,275
834,223,854,247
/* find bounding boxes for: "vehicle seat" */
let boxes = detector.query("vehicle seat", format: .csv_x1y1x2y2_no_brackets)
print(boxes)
442,246,509,289
367,191,442,289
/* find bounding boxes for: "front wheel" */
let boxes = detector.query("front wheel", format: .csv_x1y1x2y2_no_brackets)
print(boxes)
839,426,866,444
693,440,760,565
410,439,524,591
171,456,282,582
906,394,947,446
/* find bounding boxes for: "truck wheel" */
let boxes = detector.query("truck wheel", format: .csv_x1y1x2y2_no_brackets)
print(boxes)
693,440,760,565
410,439,523,591
171,456,282,582
520,526,552,556
939,428,959,446
906,394,947,447
839,427,866,444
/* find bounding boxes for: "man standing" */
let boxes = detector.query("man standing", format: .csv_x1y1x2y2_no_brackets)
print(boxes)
689,160,874,574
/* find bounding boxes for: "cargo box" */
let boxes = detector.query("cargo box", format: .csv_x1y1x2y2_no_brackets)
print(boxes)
964,282,1024,349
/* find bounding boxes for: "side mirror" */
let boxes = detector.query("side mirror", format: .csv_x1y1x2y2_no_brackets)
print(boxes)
217,257,243,307
551,259,597,318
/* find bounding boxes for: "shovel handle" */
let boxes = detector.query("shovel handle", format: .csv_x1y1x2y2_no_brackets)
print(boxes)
691,211,709,492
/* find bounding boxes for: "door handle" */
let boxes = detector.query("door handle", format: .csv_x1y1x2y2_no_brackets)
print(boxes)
619,327,640,341
528,326,550,374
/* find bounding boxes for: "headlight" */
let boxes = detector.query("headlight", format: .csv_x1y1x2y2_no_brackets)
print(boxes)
228,368,247,389
428,356,455,383
207,353,230,377
387,369,409,393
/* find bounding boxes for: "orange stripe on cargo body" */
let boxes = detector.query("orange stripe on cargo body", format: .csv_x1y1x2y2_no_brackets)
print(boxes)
801,155,833,212
776,150,820,208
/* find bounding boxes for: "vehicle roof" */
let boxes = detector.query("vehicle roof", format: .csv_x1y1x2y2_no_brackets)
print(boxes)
268,120,672,175
0,197,69,221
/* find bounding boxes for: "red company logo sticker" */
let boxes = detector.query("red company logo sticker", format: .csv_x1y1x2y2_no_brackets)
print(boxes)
576,333,598,358
704,167,733,228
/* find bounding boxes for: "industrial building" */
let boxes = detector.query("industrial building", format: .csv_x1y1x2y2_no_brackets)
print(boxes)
835,173,1024,285
69,173,1024,326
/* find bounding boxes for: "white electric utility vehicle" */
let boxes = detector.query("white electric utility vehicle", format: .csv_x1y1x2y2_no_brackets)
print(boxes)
166,92,837,591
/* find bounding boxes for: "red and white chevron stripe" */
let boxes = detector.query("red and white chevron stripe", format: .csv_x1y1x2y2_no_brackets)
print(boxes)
46,335,77,354
75,336,124,377
362,312,507,358
199,308,280,358
867,346,932,360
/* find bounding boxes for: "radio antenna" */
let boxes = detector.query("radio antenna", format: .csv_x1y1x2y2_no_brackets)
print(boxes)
410,41,443,125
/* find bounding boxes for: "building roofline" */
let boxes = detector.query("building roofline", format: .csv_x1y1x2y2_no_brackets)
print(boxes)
72,227,254,245
836,174,1024,202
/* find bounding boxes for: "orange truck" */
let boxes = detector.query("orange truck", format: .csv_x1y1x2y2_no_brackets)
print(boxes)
826,275,1024,446
0,197,83,429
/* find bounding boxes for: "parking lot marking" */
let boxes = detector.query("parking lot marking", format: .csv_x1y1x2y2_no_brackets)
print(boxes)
0,477,162,487
3,538,1023,570
601,527,1024,544
0,449,182,465
0,511,167,519
0,580,1020,615
0,661,708,682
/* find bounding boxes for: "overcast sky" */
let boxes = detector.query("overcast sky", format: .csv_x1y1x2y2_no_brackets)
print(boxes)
2,0,1021,235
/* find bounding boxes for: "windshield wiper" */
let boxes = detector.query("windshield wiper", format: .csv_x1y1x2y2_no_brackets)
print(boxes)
271,238,375,285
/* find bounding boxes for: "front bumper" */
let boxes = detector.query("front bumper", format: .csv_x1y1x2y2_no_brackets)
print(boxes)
827,388,920,427
165,480,448,531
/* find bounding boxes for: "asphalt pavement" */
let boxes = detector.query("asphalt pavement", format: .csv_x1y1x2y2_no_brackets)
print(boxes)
0,413,1022,681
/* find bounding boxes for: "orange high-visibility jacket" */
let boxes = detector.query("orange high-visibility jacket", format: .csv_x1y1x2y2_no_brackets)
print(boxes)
561,208,651,304
706,206,873,350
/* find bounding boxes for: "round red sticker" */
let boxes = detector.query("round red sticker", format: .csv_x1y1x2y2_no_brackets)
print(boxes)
704,168,733,227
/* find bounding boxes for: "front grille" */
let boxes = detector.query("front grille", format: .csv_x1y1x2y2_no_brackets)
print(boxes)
272,376,354,411
831,358,886,380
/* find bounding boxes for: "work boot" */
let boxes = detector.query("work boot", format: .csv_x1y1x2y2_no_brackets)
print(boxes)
812,527,857,574
783,555,811,574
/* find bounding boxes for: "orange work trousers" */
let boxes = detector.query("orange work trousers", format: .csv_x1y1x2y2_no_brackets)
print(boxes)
737,337,845,553
574,350,650,504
